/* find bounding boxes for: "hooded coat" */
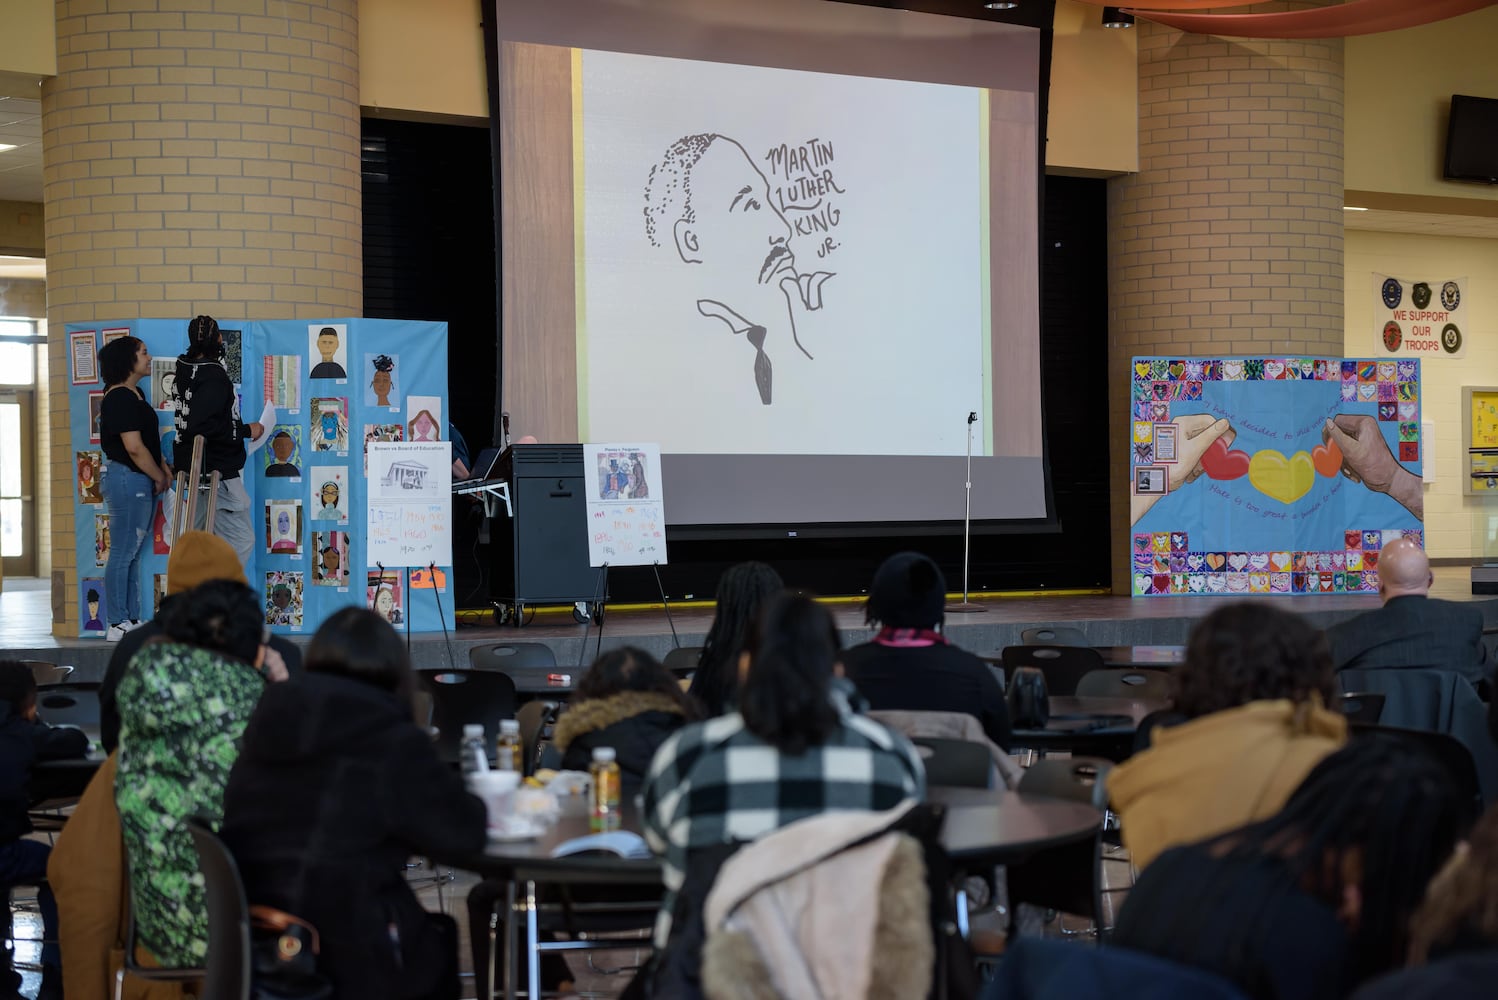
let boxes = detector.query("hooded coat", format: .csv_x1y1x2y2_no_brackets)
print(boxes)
552,691,692,792
220,672,486,1000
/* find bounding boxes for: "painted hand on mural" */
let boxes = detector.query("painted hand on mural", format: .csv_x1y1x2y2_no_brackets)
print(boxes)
1322,414,1423,520
1130,414,1236,526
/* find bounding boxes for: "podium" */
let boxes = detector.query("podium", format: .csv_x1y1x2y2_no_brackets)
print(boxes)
489,443,600,625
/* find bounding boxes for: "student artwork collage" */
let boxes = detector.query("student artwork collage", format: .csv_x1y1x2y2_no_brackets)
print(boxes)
67,318,453,636
1129,358,1423,598
256,320,452,633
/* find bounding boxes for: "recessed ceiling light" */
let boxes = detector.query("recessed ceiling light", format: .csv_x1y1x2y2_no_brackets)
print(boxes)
1102,6,1135,27
984,2,1019,9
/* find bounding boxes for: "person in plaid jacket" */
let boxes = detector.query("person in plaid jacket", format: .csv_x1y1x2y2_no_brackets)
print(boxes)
640,592,926,951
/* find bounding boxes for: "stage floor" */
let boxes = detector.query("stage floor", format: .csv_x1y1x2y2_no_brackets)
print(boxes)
8,567,1496,682
5,568,1492,679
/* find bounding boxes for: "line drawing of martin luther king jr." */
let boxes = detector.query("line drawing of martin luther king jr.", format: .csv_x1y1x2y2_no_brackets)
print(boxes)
644,133,834,406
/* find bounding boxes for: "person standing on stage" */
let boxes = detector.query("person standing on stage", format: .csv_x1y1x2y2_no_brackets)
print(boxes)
174,315,263,569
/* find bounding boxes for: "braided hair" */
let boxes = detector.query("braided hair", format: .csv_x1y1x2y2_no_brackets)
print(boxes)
1208,736,1465,985
688,561,783,716
186,315,223,361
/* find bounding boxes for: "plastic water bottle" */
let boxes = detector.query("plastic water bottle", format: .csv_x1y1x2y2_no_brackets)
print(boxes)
496,719,523,772
589,747,621,832
460,723,489,787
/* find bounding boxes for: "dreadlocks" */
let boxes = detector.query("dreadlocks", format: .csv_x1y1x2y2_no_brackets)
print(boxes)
1214,735,1465,984
687,561,784,717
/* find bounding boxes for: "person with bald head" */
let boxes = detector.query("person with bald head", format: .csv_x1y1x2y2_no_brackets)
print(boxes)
1324,537,1490,697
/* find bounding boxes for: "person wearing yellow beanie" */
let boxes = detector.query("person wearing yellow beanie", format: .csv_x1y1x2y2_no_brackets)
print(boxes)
98,531,301,753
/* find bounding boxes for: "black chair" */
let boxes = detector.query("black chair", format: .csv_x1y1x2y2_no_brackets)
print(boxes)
1001,645,1106,697
184,817,252,1000
36,683,101,731
418,669,519,763
1020,626,1089,647
909,738,991,788
114,903,206,999
1337,691,1385,725
21,661,73,687
1074,669,1171,700
661,646,703,678
515,699,561,775
468,642,558,672
1349,723,1484,829
1006,758,1110,940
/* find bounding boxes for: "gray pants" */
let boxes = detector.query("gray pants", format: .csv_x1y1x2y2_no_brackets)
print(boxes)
192,475,253,573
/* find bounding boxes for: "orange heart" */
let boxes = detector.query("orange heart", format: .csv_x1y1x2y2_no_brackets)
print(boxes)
1312,440,1343,478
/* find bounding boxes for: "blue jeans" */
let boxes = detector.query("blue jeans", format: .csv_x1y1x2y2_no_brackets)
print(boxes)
103,461,154,625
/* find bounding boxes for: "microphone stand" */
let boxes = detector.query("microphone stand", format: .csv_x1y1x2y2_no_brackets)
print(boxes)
946,411,986,614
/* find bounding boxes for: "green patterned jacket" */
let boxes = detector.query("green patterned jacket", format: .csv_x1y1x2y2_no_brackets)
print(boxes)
115,641,265,967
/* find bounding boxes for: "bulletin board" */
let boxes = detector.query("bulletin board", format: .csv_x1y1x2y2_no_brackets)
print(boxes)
66,318,455,636
1129,358,1423,597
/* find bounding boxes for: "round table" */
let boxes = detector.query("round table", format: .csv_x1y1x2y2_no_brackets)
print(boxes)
1012,695,1168,760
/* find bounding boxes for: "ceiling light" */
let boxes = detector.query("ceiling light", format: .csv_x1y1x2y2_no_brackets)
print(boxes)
0,144,16,153
1102,6,1135,28
1344,206,1369,212
984,2,1019,8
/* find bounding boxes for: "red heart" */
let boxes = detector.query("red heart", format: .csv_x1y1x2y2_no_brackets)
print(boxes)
1199,438,1251,480
1312,440,1343,478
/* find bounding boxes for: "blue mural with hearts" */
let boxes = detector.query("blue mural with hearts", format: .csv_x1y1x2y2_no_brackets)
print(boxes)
1129,357,1422,597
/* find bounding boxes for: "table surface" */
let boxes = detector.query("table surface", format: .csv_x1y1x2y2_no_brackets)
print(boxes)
461,784,1101,878
1095,645,1185,667
1031,695,1166,733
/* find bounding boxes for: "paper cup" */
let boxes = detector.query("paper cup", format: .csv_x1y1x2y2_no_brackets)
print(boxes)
471,770,522,834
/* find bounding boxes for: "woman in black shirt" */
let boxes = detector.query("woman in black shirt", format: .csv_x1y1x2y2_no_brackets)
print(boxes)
97,336,170,642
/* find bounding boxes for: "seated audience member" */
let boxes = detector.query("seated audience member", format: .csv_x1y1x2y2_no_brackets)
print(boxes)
1108,602,1346,870
555,647,703,790
686,561,784,716
99,529,300,753
1112,738,1464,1000
223,608,485,1000
114,579,269,969
640,592,926,983
1324,537,1489,696
1351,804,1498,999
842,551,1010,750
0,662,88,997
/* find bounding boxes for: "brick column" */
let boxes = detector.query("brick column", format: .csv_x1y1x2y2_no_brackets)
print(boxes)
1107,18,1345,590
43,0,361,635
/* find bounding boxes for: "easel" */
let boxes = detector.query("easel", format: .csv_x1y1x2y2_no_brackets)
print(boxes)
171,436,220,538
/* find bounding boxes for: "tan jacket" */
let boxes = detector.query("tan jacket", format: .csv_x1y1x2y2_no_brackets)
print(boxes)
701,800,933,1000
868,709,1023,789
1108,698,1347,871
46,752,188,1000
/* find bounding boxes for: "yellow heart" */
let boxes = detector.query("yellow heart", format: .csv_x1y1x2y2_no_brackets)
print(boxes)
1249,450,1316,504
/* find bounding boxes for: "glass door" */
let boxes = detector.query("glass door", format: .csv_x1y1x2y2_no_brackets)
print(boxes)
0,335,38,577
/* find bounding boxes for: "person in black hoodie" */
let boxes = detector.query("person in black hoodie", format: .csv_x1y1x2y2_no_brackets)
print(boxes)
556,647,703,791
220,608,485,1000
174,315,264,569
841,551,1011,750
0,661,89,996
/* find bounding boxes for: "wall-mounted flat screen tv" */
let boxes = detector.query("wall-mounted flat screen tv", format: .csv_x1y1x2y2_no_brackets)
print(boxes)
1444,94,1498,184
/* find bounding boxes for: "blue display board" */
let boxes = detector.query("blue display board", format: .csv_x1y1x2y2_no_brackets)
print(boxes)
1129,357,1423,597
66,318,454,636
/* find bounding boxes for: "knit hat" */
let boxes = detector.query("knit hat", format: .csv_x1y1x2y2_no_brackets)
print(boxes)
866,552,947,628
167,531,247,595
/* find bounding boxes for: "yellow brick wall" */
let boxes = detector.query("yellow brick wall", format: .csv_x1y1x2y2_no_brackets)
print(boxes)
1107,20,1346,590
42,0,361,635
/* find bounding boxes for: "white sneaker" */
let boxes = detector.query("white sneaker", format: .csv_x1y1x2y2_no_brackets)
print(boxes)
106,623,131,642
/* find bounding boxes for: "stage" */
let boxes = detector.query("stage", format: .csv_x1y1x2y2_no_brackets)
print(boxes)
6,567,1497,683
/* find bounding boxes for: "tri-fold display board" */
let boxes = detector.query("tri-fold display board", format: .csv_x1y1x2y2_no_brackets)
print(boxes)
67,318,454,636
1130,357,1423,597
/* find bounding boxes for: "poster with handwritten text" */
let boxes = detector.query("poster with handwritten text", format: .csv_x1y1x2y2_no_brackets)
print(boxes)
366,441,452,568
1130,358,1422,597
583,442,666,567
